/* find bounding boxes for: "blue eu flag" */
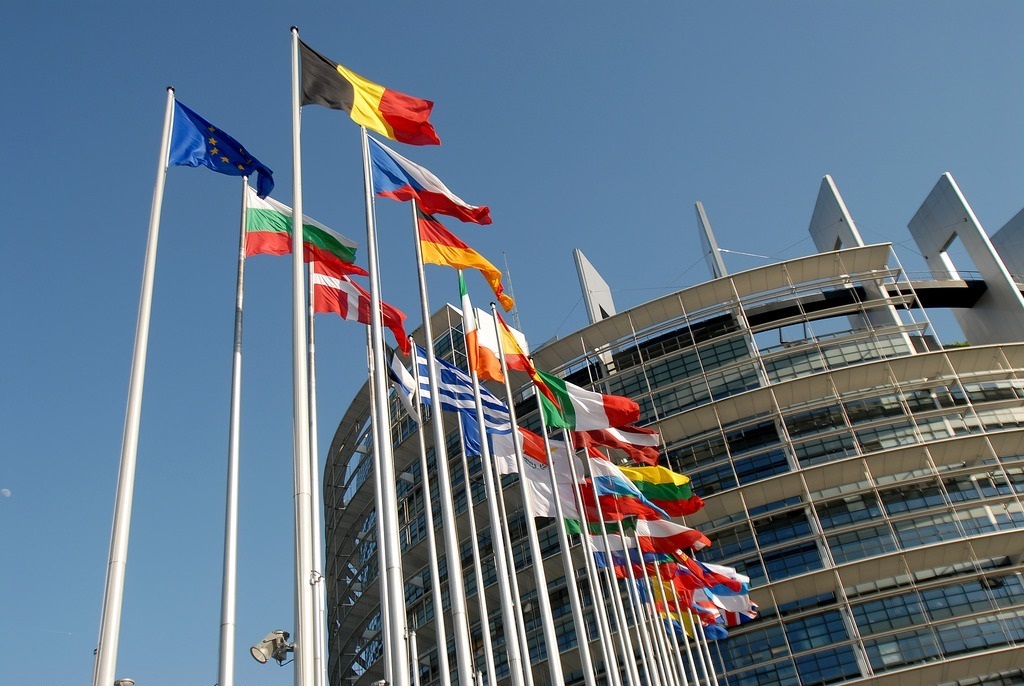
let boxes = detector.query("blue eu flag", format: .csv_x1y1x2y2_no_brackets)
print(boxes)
168,100,274,198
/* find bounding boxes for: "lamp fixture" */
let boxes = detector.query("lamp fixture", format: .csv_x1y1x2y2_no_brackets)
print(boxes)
250,630,294,665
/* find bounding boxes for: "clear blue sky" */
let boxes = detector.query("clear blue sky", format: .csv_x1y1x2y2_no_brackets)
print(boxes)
1,3,1021,685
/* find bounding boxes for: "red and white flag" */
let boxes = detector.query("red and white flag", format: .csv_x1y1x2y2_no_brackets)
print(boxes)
311,260,410,355
572,425,661,465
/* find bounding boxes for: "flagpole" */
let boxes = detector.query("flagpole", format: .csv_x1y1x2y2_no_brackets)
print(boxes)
579,453,640,686
632,534,673,686
289,28,316,686
454,414,498,686
368,329,394,683
617,523,663,686
488,303,564,686
410,200,475,686
665,565,701,686
409,338,451,686
490,455,535,686
534,407,597,686
560,431,622,686
92,85,175,686
360,126,409,685
459,285,525,686
307,264,327,686
650,562,685,686
216,176,249,686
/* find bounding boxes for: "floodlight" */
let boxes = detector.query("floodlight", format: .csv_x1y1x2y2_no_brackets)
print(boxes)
250,630,294,664
114,680,135,686
399,472,416,483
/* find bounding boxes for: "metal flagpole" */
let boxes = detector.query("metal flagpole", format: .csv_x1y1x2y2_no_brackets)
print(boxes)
409,340,452,686
491,457,535,686
410,630,421,686
410,201,474,686
92,85,176,686
665,566,701,686
217,176,249,686
650,561,686,686
289,29,317,686
368,328,394,682
616,523,662,686
488,303,564,686
694,615,720,686
631,532,673,686
307,264,327,686
560,432,622,686
534,408,597,686
454,415,497,685
459,288,525,686
359,127,409,685
580,453,640,686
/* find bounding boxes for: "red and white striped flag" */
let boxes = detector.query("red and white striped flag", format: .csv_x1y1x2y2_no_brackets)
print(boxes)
572,425,661,465
311,260,410,355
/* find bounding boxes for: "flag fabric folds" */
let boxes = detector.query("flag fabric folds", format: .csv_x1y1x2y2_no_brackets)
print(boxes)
412,346,511,435
615,465,705,517
535,369,640,431
386,346,419,422
469,309,531,383
311,260,410,354
245,187,367,275
169,100,275,198
635,518,711,556
298,39,440,146
572,425,661,466
460,275,503,383
420,210,513,309
369,137,491,224
586,457,670,519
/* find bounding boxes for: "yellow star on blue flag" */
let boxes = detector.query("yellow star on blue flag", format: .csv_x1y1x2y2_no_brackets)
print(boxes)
168,100,274,197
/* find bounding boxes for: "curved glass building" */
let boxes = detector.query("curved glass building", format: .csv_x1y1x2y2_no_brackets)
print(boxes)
325,173,1024,686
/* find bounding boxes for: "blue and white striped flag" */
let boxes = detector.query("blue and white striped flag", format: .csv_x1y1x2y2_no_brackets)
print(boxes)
413,345,511,435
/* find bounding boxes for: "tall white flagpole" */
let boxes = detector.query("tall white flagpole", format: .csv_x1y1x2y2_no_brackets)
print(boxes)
368,328,394,682
289,28,316,686
458,285,525,686
217,176,249,686
307,265,327,686
488,303,564,686
490,456,535,686
581,450,634,686
617,523,662,686
454,415,498,686
665,565,700,686
632,533,672,686
92,86,175,686
560,430,621,686
534,407,597,686
409,340,451,686
410,201,475,686
360,126,409,685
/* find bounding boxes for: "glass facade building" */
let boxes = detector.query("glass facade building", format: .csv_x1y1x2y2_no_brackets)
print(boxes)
325,175,1024,686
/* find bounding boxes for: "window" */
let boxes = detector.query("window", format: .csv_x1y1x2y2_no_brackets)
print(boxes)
853,593,926,635
784,610,848,653
828,525,896,564
816,493,883,529
794,645,861,685
763,542,822,582
863,628,939,670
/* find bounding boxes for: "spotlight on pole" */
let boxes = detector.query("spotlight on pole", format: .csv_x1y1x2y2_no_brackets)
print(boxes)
250,630,294,664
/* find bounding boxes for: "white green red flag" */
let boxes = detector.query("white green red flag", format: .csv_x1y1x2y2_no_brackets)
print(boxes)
245,187,367,275
534,368,639,431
